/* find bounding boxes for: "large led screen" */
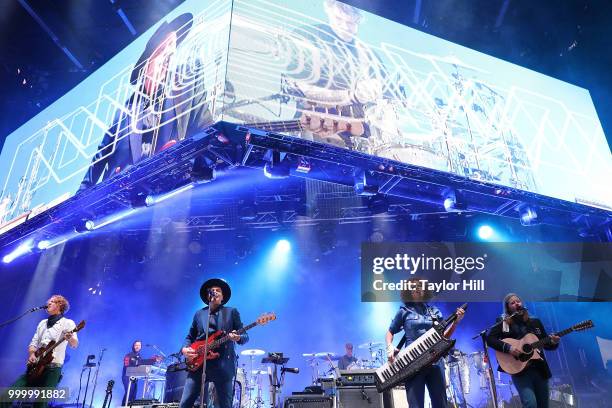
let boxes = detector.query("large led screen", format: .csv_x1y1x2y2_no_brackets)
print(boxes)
0,0,231,229
223,0,612,210
1,0,611,233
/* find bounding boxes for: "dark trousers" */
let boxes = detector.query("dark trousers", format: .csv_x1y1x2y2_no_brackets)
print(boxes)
122,376,138,405
0,367,62,408
178,370,234,408
404,364,447,408
512,367,550,408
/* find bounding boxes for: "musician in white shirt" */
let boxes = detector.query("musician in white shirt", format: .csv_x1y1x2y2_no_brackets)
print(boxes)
385,281,464,408
1,295,78,408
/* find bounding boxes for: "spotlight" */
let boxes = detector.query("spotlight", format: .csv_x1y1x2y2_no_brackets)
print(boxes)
74,219,94,233
263,150,290,179
36,240,51,251
275,239,291,252
2,242,33,264
443,190,467,212
145,184,194,206
477,225,494,240
519,206,539,226
354,170,378,196
130,192,149,208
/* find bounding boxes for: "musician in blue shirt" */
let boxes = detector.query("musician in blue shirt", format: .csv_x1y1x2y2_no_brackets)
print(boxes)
385,281,464,408
179,278,248,408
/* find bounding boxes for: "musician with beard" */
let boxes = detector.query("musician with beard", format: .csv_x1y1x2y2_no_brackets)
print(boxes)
122,340,162,405
487,293,560,408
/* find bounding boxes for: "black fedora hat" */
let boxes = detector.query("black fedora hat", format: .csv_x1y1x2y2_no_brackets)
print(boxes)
200,278,231,305
130,12,194,85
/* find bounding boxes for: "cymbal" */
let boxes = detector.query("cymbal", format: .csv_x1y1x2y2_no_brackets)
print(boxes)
251,369,268,375
302,353,316,358
314,352,337,359
241,349,265,356
357,341,384,349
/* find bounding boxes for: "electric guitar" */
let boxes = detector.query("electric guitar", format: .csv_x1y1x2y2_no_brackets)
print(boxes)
495,320,593,374
186,312,276,372
26,320,85,381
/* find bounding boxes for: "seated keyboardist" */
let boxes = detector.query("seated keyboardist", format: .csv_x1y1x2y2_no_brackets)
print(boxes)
122,340,162,405
385,279,465,408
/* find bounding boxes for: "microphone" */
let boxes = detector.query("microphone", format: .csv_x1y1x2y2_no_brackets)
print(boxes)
281,367,299,374
30,305,48,312
208,289,217,299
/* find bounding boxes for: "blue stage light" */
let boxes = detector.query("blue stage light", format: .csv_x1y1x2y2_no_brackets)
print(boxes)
2,242,33,264
477,225,494,240
37,240,51,250
276,239,291,252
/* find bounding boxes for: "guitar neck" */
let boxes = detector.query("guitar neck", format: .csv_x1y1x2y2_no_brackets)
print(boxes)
530,326,573,349
211,321,258,348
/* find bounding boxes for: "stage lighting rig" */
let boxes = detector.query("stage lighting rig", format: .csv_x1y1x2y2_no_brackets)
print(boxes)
354,170,378,196
443,190,467,212
263,150,290,179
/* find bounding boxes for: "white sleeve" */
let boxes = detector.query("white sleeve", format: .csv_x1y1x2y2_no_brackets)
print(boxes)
29,321,44,349
66,319,79,348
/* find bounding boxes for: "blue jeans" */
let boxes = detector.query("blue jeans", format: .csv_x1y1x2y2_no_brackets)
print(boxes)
178,370,234,408
512,367,549,408
404,365,447,408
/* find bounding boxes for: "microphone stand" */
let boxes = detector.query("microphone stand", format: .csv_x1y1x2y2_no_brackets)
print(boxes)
88,348,106,408
0,306,46,328
199,305,214,408
472,319,510,408
149,344,167,359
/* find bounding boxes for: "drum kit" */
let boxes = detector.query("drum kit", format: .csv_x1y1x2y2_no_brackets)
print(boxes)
239,348,268,408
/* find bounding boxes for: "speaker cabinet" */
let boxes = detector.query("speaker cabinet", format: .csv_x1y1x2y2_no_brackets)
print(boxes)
284,395,333,408
337,386,383,408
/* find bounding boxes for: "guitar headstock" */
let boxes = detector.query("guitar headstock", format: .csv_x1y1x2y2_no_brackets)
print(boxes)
572,320,594,332
257,313,276,325
75,320,86,332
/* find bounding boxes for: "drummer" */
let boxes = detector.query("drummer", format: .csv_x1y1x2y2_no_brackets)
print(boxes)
338,343,358,370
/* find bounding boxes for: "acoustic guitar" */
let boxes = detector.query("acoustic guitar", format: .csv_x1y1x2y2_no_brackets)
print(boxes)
495,320,593,374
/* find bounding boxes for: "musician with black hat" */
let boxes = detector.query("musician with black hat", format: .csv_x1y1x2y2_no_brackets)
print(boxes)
179,278,248,408
80,12,213,189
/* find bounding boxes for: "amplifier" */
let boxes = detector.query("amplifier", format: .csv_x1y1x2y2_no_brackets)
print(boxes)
337,386,383,408
337,369,376,386
284,395,333,408
164,368,188,403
